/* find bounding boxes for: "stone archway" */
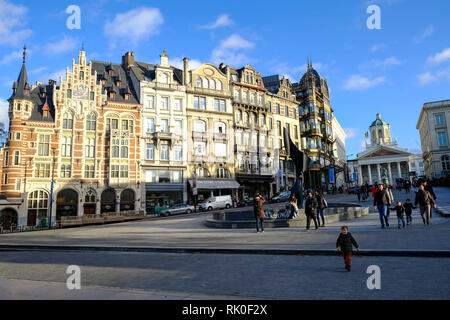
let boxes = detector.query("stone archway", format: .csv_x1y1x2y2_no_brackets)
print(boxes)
56,189,79,221
0,208,18,230
101,189,116,214
120,189,135,211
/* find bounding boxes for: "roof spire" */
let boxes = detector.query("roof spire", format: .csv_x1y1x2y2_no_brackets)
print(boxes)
81,41,85,52
23,45,27,64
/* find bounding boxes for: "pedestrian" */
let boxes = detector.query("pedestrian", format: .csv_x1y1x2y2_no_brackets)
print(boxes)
423,180,437,218
289,194,299,219
403,198,416,225
373,184,390,228
384,184,394,217
315,190,327,227
253,191,266,233
336,226,359,272
414,184,436,225
360,184,367,201
304,191,319,231
356,186,361,202
371,184,378,198
391,200,406,229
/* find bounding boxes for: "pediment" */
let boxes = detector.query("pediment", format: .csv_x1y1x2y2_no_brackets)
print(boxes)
358,146,411,160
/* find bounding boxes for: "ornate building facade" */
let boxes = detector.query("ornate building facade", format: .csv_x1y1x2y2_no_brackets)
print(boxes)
0,49,142,227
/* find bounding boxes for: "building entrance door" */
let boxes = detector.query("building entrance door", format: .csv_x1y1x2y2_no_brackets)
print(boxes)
84,204,96,215
27,211,37,227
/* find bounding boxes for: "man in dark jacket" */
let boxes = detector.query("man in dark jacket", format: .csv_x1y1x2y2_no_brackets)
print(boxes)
415,184,436,225
423,181,437,218
373,184,390,228
336,226,359,271
304,191,318,231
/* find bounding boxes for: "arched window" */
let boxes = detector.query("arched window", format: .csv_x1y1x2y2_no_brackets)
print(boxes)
259,114,266,127
202,78,209,89
63,112,73,129
121,146,128,158
442,155,450,171
160,73,169,84
112,146,120,158
27,190,49,219
196,77,202,88
243,112,249,124
197,167,209,178
67,89,72,99
215,122,226,134
194,120,206,133
209,79,216,90
86,113,96,131
101,189,116,214
250,113,256,125
120,189,135,211
216,80,222,91
235,110,242,122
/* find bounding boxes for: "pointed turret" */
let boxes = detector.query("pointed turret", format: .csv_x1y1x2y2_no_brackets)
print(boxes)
9,45,32,101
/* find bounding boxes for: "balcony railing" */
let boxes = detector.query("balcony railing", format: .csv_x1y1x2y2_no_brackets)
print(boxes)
146,82,183,91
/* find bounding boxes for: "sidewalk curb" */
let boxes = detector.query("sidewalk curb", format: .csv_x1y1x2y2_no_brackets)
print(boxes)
1,245,449,258
435,207,450,218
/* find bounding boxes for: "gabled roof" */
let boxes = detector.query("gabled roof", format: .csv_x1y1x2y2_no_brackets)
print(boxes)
91,60,140,104
9,48,33,102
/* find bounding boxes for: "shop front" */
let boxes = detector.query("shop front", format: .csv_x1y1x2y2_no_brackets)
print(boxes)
235,174,273,201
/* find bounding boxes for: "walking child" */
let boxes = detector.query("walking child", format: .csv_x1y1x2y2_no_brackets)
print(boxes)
336,226,359,272
403,199,416,225
391,201,406,229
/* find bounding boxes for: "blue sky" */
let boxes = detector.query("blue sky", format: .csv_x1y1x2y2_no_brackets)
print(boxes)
1,0,449,158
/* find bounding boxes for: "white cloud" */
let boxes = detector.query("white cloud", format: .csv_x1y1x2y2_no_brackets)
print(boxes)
169,57,203,70
211,34,255,66
417,67,450,85
104,7,164,47
413,25,435,44
426,48,450,65
361,57,402,70
200,14,234,29
344,74,386,90
344,128,358,139
44,35,78,55
0,98,9,127
371,43,387,53
417,72,438,84
31,67,47,74
0,50,23,64
0,0,32,46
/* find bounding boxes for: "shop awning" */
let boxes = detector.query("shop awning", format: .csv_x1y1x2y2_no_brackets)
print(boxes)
188,179,240,190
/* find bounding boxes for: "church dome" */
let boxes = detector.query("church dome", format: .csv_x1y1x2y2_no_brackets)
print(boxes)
370,113,388,127
300,59,322,89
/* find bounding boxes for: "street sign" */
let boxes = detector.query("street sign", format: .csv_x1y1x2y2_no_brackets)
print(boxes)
329,168,335,184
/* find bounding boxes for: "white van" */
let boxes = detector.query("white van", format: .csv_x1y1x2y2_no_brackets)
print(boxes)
201,195,233,211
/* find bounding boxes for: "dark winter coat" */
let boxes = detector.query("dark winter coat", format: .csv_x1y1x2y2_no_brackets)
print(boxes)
403,202,416,215
391,205,405,218
336,233,359,252
316,194,327,210
414,190,435,207
373,189,390,206
424,185,437,200
304,196,318,216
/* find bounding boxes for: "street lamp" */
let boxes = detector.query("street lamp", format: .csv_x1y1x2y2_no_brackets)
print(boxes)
48,147,56,229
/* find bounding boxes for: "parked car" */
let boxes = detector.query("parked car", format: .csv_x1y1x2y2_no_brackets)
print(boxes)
271,191,291,203
160,204,195,217
201,195,233,211
237,197,254,207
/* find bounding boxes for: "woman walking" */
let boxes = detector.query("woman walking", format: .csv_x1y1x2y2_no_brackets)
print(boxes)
289,194,300,219
253,191,266,233
315,190,327,227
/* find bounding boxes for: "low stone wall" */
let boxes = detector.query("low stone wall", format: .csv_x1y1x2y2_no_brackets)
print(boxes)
205,206,370,229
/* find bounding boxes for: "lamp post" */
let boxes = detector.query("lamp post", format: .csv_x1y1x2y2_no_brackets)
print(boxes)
48,147,56,229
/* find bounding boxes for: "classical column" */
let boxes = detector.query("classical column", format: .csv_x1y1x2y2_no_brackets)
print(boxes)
358,166,363,184
376,163,381,184
397,162,402,179
387,163,393,185
368,164,373,184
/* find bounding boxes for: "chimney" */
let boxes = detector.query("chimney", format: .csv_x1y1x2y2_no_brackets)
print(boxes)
183,57,189,86
122,52,135,69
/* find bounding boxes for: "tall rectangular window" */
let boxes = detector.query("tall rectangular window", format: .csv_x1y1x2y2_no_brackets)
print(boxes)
60,164,72,178
14,151,19,165
200,97,206,110
161,97,169,110
435,114,445,126
38,135,50,156
160,145,169,160
160,119,169,133
276,104,280,114
85,165,95,178
35,163,51,178
146,118,155,133
174,98,182,111
62,136,72,157
146,96,155,109
85,138,95,158
174,120,182,136
174,145,182,161
146,144,154,160
15,178,21,190
438,132,448,146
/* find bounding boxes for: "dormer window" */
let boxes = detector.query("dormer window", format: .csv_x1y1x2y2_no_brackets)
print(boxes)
110,92,116,99
116,79,122,87
160,73,169,84
43,110,49,118
124,93,131,100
